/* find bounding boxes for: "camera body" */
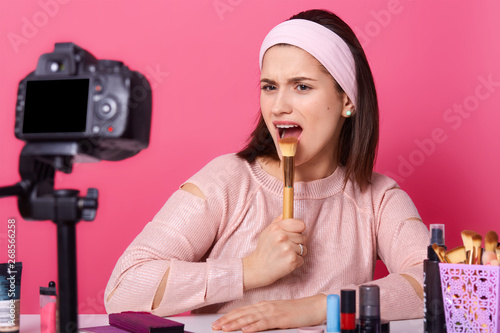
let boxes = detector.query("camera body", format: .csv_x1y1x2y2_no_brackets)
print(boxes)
14,42,152,161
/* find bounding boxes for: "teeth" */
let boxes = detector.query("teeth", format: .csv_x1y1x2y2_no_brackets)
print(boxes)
277,124,299,139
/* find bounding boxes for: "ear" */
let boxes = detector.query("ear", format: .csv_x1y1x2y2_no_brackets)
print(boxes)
341,93,355,118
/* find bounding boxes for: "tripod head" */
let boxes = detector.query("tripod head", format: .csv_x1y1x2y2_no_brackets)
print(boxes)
14,142,98,222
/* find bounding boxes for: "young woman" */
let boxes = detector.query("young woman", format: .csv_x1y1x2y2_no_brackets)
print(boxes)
105,9,428,332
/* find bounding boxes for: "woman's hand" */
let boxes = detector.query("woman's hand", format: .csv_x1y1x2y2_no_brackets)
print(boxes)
211,294,326,332
242,215,307,291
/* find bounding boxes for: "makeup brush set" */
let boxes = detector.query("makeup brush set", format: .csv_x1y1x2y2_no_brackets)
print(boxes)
436,230,500,332
432,230,500,265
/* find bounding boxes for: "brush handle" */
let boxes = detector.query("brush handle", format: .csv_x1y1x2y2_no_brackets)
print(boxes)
475,247,482,265
283,187,294,219
467,248,476,265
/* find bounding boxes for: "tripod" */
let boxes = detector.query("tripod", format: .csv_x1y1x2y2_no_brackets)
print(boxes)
0,142,98,333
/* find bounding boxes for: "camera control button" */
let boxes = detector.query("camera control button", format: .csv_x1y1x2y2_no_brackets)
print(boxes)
96,98,117,120
94,79,104,94
92,125,100,134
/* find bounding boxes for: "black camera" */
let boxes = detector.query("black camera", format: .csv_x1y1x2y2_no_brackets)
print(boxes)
14,42,152,161
2,43,154,332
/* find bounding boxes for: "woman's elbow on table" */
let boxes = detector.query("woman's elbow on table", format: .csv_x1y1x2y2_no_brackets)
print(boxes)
103,282,152,315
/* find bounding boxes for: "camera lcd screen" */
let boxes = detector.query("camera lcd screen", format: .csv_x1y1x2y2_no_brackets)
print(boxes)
23,79,90,134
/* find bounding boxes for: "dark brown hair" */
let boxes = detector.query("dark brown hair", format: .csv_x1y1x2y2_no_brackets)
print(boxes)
237,9,379,191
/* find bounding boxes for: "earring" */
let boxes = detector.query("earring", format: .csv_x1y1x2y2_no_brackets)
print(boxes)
346,110,352,117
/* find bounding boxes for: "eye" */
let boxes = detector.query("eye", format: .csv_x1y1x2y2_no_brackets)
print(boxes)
296,84,311,91
261,84,276,91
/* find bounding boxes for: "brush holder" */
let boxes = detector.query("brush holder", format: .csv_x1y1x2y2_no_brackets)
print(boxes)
439,263,500,332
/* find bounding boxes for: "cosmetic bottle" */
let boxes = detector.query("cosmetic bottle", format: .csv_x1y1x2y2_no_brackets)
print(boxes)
40,281,57,333
358,285,381,333
326,294,340,333
0,262,22,333
423,224,447,333
340,289,355,333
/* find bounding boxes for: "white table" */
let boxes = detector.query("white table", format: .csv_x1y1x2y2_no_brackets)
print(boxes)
20,314,423,332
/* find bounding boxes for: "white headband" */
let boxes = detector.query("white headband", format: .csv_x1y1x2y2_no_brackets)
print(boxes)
259,19,357,108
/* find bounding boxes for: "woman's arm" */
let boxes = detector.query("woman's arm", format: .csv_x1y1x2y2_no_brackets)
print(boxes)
104,185,244,316
373,187,428,320
212,294,327,332
106,181,308,317
322,188,428,321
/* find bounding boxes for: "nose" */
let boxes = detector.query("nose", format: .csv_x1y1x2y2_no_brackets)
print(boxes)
270,89,293,116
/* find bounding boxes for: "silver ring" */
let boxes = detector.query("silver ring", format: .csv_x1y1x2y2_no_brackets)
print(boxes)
299,243,304,256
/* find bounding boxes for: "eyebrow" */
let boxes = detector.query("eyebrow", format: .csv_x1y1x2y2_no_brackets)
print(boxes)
260,77,317,85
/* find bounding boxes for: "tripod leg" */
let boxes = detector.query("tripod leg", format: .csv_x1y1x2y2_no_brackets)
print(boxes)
57,221,78,333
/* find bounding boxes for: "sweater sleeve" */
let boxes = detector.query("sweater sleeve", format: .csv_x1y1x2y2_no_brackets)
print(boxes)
323,187,428,321
374,187,428,319
104,187,244,316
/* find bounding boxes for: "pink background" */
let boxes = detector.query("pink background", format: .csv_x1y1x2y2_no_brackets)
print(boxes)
1,0,499,314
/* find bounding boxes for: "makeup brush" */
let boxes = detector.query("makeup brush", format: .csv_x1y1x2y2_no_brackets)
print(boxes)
485,231,498,252
472,234,482,265
482,231,499,265
446,246,467,264
438,246,451,263
461,230,476,265
432,243,445,263
278,137,298,219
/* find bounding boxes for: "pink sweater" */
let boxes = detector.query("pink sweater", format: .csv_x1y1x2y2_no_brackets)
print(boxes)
105,154,428,320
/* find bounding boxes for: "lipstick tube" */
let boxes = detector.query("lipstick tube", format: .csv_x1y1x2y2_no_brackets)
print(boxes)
340,289,356,333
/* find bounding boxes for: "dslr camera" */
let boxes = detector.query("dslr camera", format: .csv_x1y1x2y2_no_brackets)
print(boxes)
14,42,152,161
3,43,153,332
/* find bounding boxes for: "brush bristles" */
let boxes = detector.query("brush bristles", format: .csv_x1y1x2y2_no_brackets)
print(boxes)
446,246,467,264
485,231,498,252
432,243,444,262
472,234,483,247
461,230,477,265
278,137,298,157
461,230,476,251
472,234,483,265
438,247,450,263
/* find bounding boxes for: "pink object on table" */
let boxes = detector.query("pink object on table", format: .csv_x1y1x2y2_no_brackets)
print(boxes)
81,312,190,332
109,312,184,332
80,326,129,333
40,300,57,333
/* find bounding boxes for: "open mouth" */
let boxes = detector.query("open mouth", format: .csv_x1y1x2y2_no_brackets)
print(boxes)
276,124,303,140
